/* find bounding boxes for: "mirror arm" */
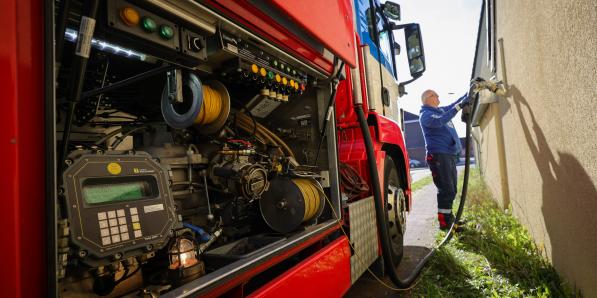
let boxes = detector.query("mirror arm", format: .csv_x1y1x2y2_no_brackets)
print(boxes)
387,23,417,31
399,74,421,88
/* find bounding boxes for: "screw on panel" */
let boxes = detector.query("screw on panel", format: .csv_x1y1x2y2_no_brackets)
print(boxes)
145,245,153,251
78,250,88,258
114,252,123,260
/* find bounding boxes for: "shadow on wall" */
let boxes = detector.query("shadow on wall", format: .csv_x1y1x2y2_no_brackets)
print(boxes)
510,85,597,295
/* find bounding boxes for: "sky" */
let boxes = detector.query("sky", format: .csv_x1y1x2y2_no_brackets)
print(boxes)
391,0,482,135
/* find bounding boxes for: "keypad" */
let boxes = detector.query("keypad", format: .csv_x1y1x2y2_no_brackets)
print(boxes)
98,208,132,246
130,207,143,238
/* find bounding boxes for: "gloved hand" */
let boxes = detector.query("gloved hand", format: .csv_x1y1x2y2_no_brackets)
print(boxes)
458,93,470,108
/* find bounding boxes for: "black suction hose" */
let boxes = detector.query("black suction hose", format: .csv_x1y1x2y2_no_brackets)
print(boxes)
354,90,476,288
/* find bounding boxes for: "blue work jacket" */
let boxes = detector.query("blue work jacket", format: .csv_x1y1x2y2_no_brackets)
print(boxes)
419,100,462,156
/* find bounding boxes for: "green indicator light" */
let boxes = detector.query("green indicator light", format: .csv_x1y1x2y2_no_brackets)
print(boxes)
292,70,297,75
279,63,285,70
159,25,174,40
287,66,291,72
141,17,157,33
267,71,274,80
273,60,278,67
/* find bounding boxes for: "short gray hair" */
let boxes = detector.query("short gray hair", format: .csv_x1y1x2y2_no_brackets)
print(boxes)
421,89,435,103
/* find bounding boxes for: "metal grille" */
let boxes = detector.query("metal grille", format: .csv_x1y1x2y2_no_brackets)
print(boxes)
348,196,379,284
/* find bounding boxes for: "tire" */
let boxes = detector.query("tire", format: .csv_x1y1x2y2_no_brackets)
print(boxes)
383,155,407,265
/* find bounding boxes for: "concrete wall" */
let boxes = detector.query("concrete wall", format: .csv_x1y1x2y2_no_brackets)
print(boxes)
473,0,597,295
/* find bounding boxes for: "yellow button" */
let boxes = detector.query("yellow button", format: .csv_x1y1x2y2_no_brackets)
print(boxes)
251,64,259,73
275,74,281,82
132,222,141,230
120,7,140,27
282,77,288,85
294,83,299,90
260,67,267,77
290,80,295,88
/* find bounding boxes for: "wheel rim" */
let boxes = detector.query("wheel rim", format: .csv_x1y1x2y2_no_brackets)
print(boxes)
387,172,406,258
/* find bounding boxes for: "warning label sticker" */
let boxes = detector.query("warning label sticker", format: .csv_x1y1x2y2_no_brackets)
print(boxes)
75,16,96,58
144,204,164,213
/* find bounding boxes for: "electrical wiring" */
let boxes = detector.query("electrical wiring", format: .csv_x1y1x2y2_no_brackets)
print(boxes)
339,162,369,199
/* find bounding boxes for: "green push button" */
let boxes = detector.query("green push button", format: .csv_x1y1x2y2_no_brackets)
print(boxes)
159,25,174,40
141,17,157,33
267,71,274,80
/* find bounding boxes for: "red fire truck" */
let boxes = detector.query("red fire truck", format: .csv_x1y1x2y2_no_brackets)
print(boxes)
1,0,426,296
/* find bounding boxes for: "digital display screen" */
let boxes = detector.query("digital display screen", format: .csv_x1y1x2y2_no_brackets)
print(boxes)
82,178,156,205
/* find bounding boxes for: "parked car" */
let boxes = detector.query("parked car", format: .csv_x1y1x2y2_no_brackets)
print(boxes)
410,159,422,168
457,157,476,165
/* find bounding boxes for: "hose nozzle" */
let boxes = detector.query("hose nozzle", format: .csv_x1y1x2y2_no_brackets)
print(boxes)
471,77,507,96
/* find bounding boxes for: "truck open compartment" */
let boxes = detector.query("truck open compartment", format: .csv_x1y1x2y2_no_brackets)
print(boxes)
50,0,343,296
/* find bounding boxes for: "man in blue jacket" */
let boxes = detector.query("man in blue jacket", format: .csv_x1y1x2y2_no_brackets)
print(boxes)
419,90,469,230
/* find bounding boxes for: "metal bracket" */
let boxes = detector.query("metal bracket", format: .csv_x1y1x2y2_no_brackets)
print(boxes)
166,69,183,103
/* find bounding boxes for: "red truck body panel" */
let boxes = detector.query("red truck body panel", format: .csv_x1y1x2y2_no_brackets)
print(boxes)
248,237,352,298
269,0,356,67
0,0,45,295
204,0,338,74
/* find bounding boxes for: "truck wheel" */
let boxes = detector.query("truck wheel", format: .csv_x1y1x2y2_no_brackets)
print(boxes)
384,155,406,265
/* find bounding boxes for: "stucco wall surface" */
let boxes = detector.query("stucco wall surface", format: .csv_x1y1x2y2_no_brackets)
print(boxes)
478,0,597,295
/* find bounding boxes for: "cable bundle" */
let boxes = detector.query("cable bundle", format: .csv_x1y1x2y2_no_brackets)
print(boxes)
339,162,369,200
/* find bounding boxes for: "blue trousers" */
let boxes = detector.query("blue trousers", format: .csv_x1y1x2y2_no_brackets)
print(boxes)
426,153,458,212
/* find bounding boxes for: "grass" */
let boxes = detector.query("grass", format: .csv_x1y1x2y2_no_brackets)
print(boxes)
407,168,578,297
411,174,434,192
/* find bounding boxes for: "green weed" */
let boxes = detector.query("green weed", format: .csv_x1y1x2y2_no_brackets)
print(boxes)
407,168,577,297
411,175,434,193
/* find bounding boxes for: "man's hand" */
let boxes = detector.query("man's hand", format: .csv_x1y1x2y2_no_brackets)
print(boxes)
459,93,471,108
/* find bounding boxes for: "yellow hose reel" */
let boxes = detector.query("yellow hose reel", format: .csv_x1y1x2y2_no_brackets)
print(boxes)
259,177,324,233
161,72,230,134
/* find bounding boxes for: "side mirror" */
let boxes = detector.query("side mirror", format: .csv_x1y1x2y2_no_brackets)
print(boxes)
382,2,401,21
404,24,426,78
387,23,426,95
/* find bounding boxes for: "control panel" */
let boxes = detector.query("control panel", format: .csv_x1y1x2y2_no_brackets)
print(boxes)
218,30,307,92
62,151,177,265
104,0,207,65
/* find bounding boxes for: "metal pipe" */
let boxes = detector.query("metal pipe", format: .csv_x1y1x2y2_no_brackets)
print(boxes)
82,64,175,99
59,0,100,172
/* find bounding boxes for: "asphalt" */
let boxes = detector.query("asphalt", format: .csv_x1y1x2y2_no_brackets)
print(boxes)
345,167,462,297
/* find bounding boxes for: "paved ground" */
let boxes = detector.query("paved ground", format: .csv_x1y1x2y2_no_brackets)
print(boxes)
345,167,463,297
410,167,431,183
